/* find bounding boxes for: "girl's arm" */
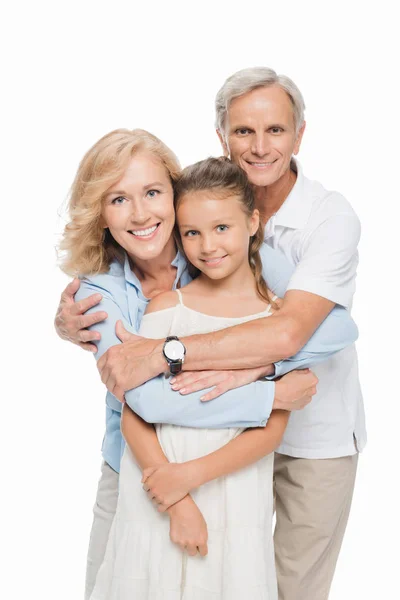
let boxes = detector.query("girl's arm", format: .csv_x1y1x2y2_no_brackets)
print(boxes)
121,403,168,470
143,409,292,511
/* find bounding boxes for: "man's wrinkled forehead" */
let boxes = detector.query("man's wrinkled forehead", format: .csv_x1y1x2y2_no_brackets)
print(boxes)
225,86,296,132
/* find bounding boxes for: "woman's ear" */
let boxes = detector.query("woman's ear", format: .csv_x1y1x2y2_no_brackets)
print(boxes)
249,209,260,236
216,129,230,158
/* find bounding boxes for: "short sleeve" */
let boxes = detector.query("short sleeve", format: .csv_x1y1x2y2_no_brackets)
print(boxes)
287,213,361,308
139,309,176,339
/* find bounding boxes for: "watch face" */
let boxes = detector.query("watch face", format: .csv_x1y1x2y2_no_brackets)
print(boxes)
165,339,185,361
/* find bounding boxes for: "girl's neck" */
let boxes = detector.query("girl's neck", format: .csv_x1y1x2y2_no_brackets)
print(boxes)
197,262,259,299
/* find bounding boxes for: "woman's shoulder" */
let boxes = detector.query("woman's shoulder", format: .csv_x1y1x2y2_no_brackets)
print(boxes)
145,290,180,315
76,260,126,300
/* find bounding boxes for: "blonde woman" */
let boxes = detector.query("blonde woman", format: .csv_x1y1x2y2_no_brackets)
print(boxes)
59,129,358,599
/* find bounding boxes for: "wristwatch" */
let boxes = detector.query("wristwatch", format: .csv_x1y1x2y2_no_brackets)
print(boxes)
163,336,186,375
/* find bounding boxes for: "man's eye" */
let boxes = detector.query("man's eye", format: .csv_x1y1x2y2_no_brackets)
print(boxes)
184,230,198,237
111,196,126,205
216,225,228,232
236,128,251,135
147,189,160,198
270,127,283,134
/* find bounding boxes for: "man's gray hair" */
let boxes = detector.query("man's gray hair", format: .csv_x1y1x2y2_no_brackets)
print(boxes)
215,67,306,135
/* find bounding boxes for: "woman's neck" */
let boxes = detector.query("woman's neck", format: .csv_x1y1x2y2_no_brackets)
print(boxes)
128,238,177,285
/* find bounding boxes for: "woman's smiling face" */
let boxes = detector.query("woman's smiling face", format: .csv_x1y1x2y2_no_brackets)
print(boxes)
102,151,175,262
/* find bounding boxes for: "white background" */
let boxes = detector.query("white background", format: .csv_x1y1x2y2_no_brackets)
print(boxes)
1,1,398,598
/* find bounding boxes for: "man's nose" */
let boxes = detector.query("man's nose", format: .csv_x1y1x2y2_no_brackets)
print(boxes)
251,134,269,157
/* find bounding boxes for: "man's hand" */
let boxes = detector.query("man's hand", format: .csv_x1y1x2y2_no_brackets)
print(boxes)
273,369,318,411
142,462,198,512
169,365,274,402
54,279,107,352
167,496,208,557
96,321,164,401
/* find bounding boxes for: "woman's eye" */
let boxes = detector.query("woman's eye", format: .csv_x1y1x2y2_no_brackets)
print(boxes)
184,230,198,237
216,225,228,232
111,196,126,205
147,189,160,198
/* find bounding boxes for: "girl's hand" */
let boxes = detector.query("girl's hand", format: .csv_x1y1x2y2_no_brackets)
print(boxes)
142,462,197,511
168,496,208,556
273,369,318,411
169,365,274,401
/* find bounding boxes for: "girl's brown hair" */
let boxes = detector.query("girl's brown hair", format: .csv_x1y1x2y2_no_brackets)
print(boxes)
59,128,181,276
174,156,278,307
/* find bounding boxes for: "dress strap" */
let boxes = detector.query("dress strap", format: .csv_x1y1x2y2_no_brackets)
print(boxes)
175,289,184,305
271,295,278,302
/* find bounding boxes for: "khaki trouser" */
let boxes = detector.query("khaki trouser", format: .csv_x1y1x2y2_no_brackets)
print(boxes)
84,461,119,600
85,454,358,600
274,453,358,600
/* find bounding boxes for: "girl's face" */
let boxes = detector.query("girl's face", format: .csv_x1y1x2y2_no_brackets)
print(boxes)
102,151,175,262
177,191,259,280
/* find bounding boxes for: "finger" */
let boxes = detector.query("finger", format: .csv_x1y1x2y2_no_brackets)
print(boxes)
157,503,169,513
70,294,103,316
146,489,157,500
115,320,134,342
201,381,234,401
141,467,157,483
198,543,208,557
112,385,125,404
170,371,219,388
177,374,228,395
186,544,198,557
60,278,81,303
76,311,108,331
78,342,98,353
77,328,102,343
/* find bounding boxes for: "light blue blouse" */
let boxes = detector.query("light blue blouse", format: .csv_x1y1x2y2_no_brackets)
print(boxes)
75,245,358,472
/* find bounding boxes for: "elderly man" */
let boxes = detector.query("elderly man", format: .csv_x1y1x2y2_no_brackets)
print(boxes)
56,67,364,600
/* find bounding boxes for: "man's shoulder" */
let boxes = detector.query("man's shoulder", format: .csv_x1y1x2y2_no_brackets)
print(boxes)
304,176,359,225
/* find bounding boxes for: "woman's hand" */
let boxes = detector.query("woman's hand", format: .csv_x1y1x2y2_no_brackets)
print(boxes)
273,369,318,411
169,365,274,401
142,462,197,512
168,496,208,556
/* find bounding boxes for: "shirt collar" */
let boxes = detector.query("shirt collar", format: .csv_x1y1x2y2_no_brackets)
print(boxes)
122,249,187,290
271,158,313,230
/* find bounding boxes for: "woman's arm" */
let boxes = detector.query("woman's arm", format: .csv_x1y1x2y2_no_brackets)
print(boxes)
143,409,291,511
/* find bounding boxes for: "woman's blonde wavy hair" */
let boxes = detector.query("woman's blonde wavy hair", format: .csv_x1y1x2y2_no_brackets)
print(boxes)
174,157,278,308
59,128,181,276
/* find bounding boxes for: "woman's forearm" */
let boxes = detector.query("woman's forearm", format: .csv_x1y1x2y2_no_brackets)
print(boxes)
121,404,169,471
188,410,289,488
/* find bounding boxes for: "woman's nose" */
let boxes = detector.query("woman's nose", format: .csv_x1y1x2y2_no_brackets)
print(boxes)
130,199,150,225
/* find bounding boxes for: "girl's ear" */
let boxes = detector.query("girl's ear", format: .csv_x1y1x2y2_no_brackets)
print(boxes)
249,209,260,236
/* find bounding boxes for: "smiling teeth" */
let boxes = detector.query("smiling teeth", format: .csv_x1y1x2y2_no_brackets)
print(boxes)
130,225,158,236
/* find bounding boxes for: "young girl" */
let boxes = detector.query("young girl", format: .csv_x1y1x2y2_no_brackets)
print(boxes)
90,157,292,600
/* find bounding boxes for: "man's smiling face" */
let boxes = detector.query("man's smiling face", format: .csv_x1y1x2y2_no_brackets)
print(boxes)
220,85,305,188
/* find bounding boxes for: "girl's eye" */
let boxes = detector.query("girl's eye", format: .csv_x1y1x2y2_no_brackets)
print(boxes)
147,189,160,198
184,230,198,237
111,196,127,205
216,225,228,232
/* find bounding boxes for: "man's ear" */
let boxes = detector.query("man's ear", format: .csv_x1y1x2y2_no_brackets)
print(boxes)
216,129,229,157
293,121,306,155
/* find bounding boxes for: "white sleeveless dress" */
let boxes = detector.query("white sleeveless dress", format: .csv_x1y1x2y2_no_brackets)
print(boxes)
90,291,278,600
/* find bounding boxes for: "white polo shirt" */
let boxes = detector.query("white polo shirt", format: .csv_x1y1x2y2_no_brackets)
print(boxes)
265,159,366,459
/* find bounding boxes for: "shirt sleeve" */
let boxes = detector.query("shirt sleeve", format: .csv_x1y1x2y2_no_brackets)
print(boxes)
75,278,134,360
260,242,359,377
124,309,275,428
287,213,361,308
